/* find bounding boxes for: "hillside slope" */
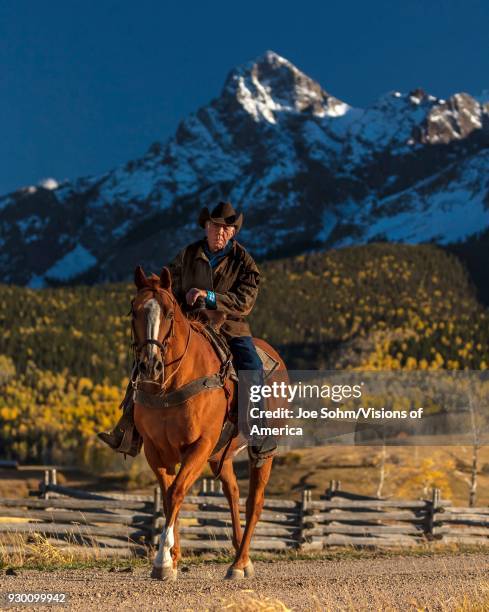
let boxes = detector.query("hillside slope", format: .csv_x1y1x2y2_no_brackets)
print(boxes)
0,243,486,384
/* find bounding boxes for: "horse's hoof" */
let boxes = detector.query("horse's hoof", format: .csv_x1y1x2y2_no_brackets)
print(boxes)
244,561,255,578
225,567,245,581
151,565,177,581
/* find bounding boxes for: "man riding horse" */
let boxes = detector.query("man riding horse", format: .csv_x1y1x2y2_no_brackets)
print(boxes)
98,201,277,463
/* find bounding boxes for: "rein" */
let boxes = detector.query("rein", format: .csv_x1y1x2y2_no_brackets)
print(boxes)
159,323,191,390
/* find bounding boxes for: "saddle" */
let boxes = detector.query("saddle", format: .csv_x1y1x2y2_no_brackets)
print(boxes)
192,309,280,384
190,309,280,462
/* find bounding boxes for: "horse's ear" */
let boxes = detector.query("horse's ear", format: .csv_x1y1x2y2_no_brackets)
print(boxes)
134,266,147,289
160,267,172,289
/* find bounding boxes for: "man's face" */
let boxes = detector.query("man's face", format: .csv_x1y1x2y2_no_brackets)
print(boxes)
205,221,235,252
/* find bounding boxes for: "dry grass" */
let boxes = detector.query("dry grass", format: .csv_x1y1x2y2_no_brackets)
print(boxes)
0,531,147,570
2,531,489,571
218,593,292,611
0,532,74,567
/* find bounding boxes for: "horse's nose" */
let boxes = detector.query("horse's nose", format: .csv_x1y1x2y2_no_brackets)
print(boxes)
138,360,148,375
144,357,163,380
153,359,164,378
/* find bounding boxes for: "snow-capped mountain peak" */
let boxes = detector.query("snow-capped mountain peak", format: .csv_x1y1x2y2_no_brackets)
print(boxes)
224,50,349,123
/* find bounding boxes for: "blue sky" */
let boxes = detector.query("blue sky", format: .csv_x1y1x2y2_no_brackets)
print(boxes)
1,0,488,193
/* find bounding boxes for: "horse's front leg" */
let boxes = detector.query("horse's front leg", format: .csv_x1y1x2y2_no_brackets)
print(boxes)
141,437,180,579
152,438,212,581
226,455,274,580
151,468,181,579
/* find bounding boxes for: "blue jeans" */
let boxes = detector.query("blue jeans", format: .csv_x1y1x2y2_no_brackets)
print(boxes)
229,336,264,441
228,336,262,372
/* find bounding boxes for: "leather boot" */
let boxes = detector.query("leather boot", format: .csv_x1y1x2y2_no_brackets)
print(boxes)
246,400,278,467
97,383,143,457
249,434,278,467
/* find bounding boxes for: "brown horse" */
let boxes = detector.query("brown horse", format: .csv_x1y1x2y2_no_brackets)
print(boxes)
131,265,287,580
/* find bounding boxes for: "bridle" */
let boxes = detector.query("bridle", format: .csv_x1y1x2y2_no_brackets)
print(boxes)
130,287,192,393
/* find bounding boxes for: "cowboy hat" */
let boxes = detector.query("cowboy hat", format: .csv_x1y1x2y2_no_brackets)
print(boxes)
198,201,243,233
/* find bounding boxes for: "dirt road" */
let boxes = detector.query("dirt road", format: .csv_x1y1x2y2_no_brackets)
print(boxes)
0,554,488,611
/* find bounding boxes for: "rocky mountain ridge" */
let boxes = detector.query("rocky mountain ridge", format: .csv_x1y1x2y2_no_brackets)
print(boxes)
1,50,488,286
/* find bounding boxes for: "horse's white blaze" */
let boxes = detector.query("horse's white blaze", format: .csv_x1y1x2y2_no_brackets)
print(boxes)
144,298,161,357
154,524,174,568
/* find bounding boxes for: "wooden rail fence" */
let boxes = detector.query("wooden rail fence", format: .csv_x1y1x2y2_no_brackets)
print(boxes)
1,471,489,557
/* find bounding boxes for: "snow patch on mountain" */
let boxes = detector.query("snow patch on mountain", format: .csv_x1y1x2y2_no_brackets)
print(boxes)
39,178,59,190
17,215,47,243
45,244,97,281
302,120,342,160
94,163,163,207
0,195,15,212
363,190,489,244
27,274,46,289
112,219,133,239
317,210,338,241
347,90,431,160
348,151,489,245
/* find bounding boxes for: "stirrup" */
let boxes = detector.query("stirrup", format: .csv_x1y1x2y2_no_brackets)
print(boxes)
98,426,142,457
119,426,143,457
211,421,238,456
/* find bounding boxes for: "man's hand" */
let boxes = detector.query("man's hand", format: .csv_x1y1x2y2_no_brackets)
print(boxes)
186,288,207,306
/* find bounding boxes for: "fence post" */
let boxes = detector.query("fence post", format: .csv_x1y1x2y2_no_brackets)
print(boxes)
42,469,50,500
152,485,162,547
324,479,340,500
299,489,312,551
299,488,308,551
198,479,210,527
324,480,333,500
426,487,440,540
40,468,57,499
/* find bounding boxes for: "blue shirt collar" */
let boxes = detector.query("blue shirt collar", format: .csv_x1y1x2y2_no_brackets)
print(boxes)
203,239,234,264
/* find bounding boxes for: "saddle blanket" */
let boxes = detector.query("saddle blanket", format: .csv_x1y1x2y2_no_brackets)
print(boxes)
200,323,280,381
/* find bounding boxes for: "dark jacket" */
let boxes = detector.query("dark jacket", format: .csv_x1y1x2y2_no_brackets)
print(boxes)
167,239,260,338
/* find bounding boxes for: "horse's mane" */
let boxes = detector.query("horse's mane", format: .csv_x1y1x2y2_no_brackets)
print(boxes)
137,276,213,340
